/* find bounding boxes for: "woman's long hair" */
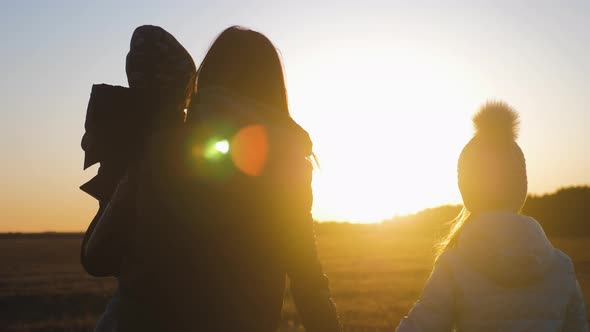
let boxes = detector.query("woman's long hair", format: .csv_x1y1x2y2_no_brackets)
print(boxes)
194,26,289,114
435,207,472,261
190,26,316,167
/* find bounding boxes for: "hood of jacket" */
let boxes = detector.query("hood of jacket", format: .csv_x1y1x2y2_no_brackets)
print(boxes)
457,211,556,287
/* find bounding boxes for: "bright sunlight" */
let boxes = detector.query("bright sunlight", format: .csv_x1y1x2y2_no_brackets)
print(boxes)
286,41,488,222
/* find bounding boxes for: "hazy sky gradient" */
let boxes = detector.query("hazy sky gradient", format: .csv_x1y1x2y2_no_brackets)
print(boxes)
1,1,588,231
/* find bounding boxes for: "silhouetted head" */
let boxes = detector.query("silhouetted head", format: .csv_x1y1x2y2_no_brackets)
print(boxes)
437,101,528,259
458,101,528,214
194,26,289,113
126,25,197,110
186,26,314,178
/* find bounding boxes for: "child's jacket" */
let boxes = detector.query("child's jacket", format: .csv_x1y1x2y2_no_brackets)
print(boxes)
397,211,588,332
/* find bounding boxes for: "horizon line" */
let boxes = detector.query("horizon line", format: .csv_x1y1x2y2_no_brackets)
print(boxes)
3,184,587,233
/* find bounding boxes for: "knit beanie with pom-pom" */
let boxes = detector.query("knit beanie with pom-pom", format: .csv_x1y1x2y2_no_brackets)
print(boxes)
126,25,197,109
458,101,528,213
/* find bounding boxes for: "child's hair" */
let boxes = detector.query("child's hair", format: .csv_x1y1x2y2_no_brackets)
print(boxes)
436,207,471,260
436,101,527,261
194,26,289,114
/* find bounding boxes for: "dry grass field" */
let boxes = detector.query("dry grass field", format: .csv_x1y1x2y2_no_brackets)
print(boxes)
1,225,589,331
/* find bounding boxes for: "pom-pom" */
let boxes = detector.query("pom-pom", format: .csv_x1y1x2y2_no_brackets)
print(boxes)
473,100,520,140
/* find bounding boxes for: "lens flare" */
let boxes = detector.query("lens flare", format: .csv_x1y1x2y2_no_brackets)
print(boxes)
204,138,229,160
215,140,230,154
230,125,268,176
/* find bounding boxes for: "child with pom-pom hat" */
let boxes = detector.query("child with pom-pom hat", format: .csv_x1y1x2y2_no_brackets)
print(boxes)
396,101,588,332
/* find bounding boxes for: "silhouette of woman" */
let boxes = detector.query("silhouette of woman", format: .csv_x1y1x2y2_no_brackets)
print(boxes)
115,26,341,331
395,102,588,331
80,25,196,332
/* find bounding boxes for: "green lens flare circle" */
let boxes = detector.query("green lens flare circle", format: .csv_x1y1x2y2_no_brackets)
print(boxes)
203,138,230,161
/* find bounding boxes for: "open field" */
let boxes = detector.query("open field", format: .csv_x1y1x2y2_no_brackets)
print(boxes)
1,225,589,331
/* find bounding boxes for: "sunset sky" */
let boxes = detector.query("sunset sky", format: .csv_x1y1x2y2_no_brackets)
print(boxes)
1,1,588,231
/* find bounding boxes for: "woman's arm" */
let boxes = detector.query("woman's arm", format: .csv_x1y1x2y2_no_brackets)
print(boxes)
281,159,341,332
80,200,107,276
82,169,137,277
396,252,456,332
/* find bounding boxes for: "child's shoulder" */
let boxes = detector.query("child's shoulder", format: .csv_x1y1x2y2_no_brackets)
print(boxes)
550,248,576,274
434,248,460,267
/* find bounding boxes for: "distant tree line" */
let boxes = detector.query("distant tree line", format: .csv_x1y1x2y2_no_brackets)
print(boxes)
522,186,590,237
383,186,590,238
0,232,83,239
